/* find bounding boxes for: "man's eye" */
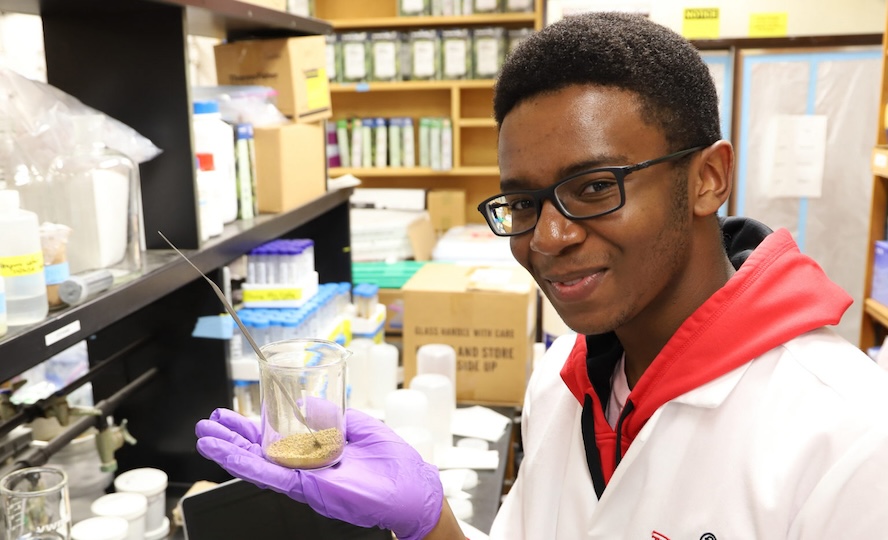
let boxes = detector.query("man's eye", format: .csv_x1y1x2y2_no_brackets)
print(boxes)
581,179,618,194
509,199,535,211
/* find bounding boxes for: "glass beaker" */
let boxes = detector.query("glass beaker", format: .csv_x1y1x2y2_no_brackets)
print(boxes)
258,338,350,470
0,466,72,540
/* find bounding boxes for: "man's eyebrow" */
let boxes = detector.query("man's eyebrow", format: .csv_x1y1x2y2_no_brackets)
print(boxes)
499,154,631,192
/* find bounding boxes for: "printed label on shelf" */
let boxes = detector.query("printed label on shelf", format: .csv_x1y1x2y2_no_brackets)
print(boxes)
45,320,81,347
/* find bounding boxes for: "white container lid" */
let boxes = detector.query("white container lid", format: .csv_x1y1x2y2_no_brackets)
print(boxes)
114,468,168,497
71,516,130,540
91,492,148,520
145,517,171,540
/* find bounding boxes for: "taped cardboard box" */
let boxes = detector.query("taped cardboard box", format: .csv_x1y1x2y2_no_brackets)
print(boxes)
214,35,331,122
402,263,537,406
253,122,327,213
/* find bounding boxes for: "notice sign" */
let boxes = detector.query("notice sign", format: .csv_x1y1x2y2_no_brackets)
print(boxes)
760,115,828,199
749,12,788,37
682,8,720,39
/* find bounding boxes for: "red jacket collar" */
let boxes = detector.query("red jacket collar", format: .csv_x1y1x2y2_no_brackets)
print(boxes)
561,228,851,448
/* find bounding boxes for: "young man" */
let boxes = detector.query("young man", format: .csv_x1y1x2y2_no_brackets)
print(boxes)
196,12,888,539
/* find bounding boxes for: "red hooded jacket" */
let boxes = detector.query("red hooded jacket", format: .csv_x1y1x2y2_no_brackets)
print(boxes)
559,227,852,497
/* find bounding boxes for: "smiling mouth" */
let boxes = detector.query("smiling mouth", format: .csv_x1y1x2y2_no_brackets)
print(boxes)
547,270,606,299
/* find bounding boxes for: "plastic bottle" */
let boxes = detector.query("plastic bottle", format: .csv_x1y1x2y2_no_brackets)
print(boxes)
195,153,224,240
0,189,48,326
193,100,238,224
234,124,257,221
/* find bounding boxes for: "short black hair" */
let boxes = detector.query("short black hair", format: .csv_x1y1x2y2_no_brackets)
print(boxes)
494,12,721,151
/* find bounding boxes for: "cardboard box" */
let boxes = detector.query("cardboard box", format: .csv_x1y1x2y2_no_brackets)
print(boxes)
214,36,332,122
427,190,466,235
253,122,327,213
402,263,538,406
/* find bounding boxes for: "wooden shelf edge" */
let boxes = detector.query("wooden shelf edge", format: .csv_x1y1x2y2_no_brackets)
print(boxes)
331,166,499,177
873,146,888,177
330,79,495,92
865,297,888,328
460,118,497,127
330,12,536,30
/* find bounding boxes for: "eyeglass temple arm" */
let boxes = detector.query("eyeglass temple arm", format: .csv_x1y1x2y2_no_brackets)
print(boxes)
629,145,706,172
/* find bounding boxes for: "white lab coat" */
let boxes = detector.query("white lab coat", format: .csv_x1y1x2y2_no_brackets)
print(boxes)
490,329,888,539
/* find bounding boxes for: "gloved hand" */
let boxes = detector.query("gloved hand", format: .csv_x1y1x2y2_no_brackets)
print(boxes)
195,408,444,540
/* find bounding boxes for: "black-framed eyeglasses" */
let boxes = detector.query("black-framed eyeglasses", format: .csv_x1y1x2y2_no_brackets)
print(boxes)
477,146,706,237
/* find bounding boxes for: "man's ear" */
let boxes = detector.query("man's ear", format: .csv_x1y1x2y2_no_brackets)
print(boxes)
692,140,733,217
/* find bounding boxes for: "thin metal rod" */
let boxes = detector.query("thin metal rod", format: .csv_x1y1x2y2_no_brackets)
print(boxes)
158,232,321,447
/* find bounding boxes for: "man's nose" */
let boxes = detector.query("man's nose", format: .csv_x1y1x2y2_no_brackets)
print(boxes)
529,199,585,255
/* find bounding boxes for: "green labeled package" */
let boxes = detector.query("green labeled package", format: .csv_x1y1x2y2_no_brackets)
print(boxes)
441,29,471,80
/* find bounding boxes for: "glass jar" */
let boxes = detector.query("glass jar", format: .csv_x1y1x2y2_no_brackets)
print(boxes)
36,114,143,277
259,338,350,469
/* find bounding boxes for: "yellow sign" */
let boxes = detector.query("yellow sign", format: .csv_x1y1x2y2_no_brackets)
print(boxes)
682,7,720,39
0,252,44,277
304,67,331,112
749,12,788,37
242,288,303,302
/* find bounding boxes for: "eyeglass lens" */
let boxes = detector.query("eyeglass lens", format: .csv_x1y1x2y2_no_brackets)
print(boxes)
486,169,622,235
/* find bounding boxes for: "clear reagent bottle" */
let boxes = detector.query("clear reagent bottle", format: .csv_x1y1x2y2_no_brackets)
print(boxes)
0,189,48,326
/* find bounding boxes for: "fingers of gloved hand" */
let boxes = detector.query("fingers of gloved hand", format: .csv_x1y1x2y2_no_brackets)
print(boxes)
203,438,309,504
297,442,445,539
207,407,262,443
194,419,264,457
343,408,399,445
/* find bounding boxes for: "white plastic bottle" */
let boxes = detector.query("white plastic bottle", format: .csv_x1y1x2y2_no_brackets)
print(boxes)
195,153,224,240
192,100,238,224
0,189,48,325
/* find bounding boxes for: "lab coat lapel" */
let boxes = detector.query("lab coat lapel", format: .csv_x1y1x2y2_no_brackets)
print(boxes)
587,364,750,536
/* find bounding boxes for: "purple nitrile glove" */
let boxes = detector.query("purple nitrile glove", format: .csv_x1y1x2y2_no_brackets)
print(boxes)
195,408,443,540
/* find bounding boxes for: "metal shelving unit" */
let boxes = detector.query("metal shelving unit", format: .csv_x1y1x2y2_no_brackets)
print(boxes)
0,0,351,483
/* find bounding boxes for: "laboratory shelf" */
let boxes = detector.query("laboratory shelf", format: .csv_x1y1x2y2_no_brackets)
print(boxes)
330,12,537,30
330,79,496,93
864,298,888,330
330,166,500,177
0,188,353,385
0,0,331,38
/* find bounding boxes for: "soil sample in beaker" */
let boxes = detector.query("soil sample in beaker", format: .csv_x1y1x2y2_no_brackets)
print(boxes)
259,339,350,470
265,427,345,469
